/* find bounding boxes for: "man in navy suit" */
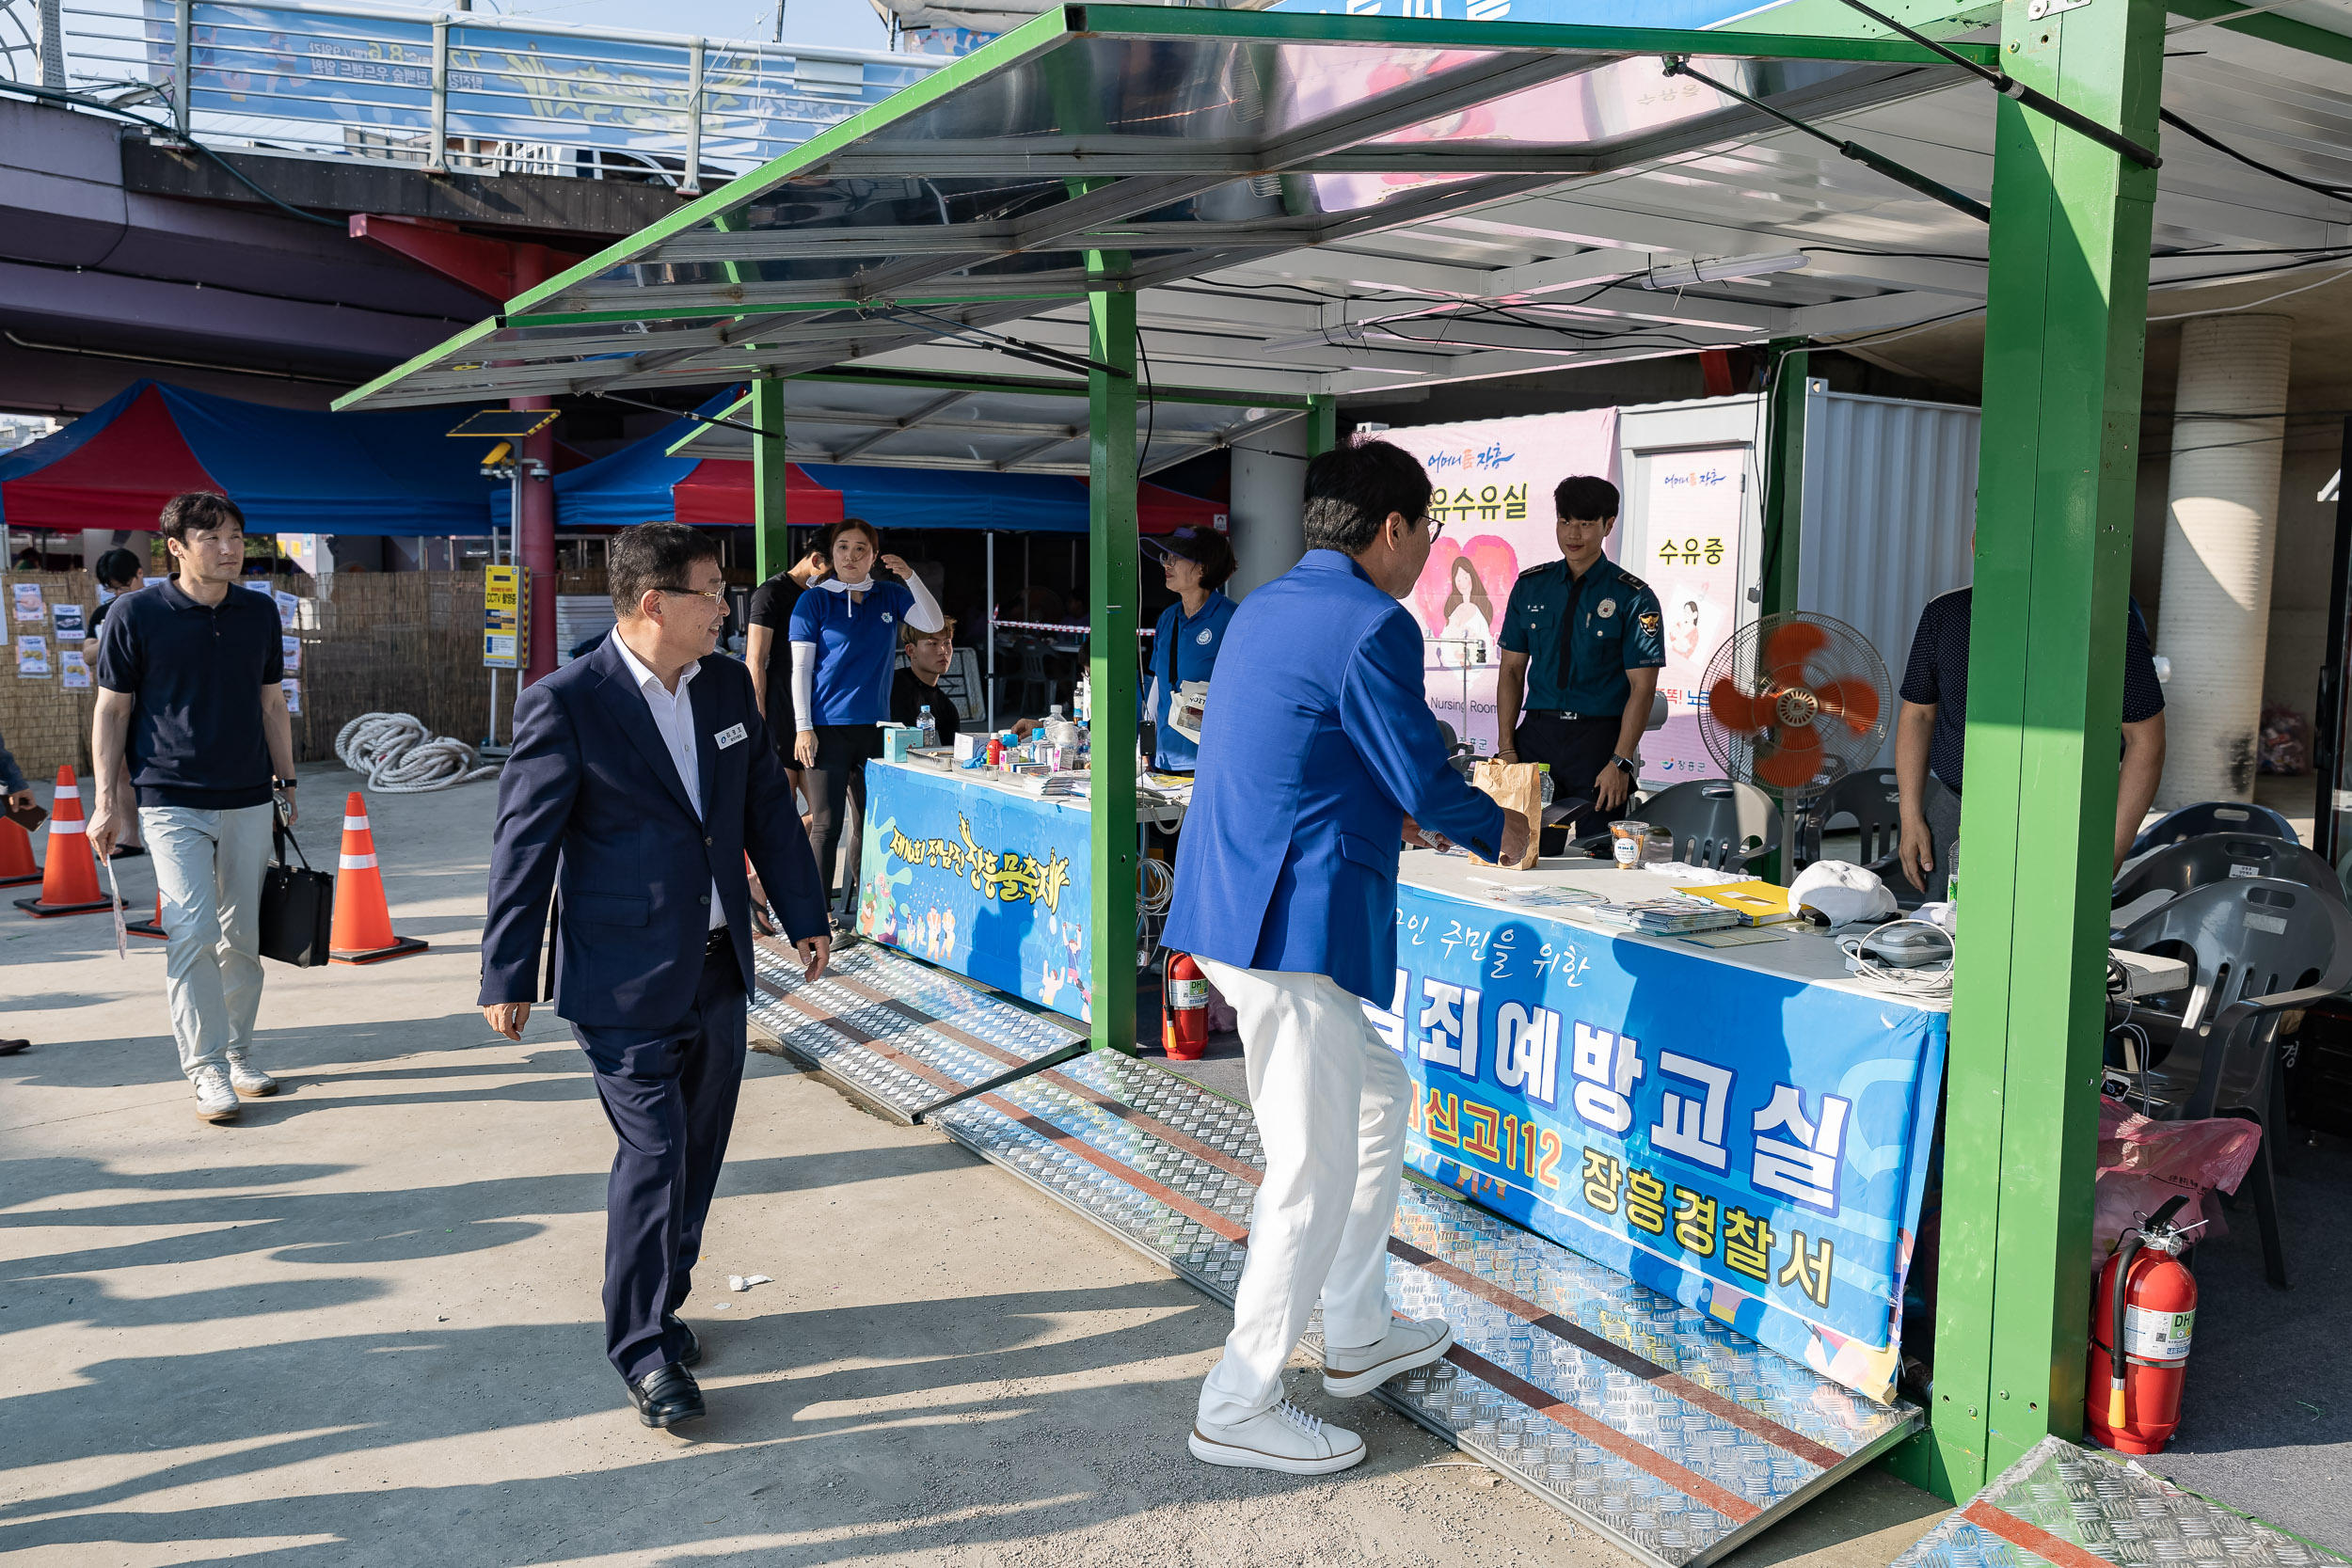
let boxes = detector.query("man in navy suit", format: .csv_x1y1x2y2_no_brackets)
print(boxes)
479,522,831,1430
1166,439,1531,1475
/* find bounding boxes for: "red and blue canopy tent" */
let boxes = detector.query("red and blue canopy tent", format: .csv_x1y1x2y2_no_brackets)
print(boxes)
0,381,501,534
494,397,1227,536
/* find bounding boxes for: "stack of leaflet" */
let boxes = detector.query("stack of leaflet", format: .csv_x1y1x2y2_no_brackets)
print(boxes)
1577,894,1743,936
1680,879,1800,927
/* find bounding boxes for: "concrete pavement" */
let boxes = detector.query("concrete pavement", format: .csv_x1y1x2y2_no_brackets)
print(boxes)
1,764,1951,1566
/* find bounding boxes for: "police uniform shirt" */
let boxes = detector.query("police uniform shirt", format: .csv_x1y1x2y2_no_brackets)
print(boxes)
1498,556,1666,716
1899,585,2165,794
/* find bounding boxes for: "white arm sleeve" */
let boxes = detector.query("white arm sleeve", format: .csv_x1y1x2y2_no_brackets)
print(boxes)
901,572,946,634
790,640,818,733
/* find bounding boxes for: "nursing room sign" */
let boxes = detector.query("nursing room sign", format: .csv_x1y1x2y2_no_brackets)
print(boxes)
1375,410,1620,755
1636,448,1746,782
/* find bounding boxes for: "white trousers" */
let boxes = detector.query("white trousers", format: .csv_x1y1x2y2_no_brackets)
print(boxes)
141,803,272,1079
1194,957,1410,1428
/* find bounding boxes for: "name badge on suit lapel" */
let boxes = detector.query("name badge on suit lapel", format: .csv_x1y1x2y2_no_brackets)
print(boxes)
714,722,748,751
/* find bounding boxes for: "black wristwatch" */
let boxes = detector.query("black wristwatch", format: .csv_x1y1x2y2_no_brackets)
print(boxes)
1611,755,1637,778
273,776,298,789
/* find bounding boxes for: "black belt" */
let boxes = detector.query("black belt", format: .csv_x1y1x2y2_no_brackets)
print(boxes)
705,927,733,956
1525,709,1612,722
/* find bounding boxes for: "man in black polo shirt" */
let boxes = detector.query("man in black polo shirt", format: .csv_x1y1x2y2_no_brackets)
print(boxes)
88,493,295,1126
1895,584,2167,895
744,546,826,794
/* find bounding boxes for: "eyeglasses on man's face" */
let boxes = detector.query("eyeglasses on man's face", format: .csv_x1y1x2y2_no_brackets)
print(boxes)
655,585,726,604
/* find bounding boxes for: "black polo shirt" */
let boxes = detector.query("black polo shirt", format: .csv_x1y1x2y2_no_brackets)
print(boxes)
1899,585,2165,794
95,579,283,809
746,572,802,741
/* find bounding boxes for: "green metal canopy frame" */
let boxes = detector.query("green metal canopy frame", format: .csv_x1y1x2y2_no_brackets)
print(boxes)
337,1,2171,1509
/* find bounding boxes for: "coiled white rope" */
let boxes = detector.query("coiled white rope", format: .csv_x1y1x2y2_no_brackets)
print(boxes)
334,712,502,793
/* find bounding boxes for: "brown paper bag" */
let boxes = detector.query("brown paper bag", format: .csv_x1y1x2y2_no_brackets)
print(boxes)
1467,759,1542,870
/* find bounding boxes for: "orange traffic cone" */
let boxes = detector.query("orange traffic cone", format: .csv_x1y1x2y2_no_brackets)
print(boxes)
127,893,167,940
328,792,427,964
13,767,121,918
0,812,38,888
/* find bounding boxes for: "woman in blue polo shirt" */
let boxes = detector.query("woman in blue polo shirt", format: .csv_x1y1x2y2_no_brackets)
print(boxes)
790,517,946,932
1144,527,1238,773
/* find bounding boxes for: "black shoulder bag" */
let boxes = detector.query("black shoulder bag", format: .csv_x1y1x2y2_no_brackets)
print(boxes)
259,813,336,967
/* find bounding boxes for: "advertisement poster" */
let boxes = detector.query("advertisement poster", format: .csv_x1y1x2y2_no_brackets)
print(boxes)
1635,447,1747,782
483,565,523,669
281,678,303,716
1373,881,1947,1404
51,603,85,642
857,764,1095,1022
281,635,302,673
1372,412,1619,754
16,635,50,677
60,650,91,690
11,583,44,623
275,589,302,629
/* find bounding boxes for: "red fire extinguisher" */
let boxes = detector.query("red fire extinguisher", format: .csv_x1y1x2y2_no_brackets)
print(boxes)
1163,951,1209,1060
2087,1195,2200,1454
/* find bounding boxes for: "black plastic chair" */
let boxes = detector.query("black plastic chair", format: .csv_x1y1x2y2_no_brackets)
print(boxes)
1625,779,1778,872
1804,768,1904,868
2112,877,2352,1287
2113,834,2344,910
2129,800,2299,858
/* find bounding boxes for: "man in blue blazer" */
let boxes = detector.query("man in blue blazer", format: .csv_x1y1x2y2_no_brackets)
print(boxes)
1166,440,1530,1475
479,522,831,1430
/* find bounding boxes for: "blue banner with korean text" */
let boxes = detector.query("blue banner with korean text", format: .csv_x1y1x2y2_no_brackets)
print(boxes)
856,763,1095,1023
1375,881,1947,1405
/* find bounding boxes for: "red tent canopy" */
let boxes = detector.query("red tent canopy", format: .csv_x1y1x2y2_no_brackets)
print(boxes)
670,458,844,530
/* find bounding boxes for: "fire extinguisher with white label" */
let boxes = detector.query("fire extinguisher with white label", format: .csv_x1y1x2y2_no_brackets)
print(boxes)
1163,951,1209,1061
2087,1195,2200,1454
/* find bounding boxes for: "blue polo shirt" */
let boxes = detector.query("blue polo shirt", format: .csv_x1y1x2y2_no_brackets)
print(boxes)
789,578,914,727
1147,590,1236,771
1498,556,1665,715
95,580,282,809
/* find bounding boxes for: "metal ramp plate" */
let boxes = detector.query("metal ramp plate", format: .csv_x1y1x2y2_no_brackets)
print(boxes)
915,1047,1921,1568
1890,1437,2344,1568
746,938,1085,1124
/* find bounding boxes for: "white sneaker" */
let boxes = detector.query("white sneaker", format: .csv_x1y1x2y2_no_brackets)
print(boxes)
192,1066,241,1124
225,1056,278,1098
1323,1318,1453,1398
1188,1399,1365,1475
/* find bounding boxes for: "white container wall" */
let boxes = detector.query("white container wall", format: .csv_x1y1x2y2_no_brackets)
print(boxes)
1795,386,1981,769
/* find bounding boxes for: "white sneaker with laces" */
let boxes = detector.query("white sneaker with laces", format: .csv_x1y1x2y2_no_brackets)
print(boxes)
225,1056,278,1098
1188,1398,1365,1475
1323,1317,1453,1398
192,1065,241,1124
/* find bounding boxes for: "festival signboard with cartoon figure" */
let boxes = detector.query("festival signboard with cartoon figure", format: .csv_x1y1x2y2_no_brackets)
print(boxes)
1375,411,1620,755
856,762,1095,1022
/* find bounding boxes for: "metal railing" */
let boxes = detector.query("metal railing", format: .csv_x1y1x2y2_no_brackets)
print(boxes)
10,0,944,190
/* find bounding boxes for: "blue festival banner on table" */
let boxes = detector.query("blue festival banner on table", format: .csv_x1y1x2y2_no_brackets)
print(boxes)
857,764,1095,1022
1376,882,1947,1405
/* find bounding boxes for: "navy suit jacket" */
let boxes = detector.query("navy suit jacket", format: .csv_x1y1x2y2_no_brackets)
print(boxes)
1162,550,1508,1004
479,635,828,1029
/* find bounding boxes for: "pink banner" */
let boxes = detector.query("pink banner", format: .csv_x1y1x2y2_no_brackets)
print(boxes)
1375,410,1621,754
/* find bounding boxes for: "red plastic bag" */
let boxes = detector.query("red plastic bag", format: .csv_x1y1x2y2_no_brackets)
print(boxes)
2093,1095,2262,1258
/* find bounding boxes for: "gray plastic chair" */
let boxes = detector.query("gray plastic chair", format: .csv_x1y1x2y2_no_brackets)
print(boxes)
1629,779,1779,872
2113,877,2352,1287
1805,768,1903,867
2129,800,2298,857
2113,834,2344,909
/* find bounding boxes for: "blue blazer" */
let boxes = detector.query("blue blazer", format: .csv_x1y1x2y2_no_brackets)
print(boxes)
479,635,829,1029
1163,550,1508,1004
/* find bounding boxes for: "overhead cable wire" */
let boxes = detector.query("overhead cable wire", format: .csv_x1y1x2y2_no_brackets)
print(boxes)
2156,108,2352,203
1829,0,2162,168
1660,57,1992,224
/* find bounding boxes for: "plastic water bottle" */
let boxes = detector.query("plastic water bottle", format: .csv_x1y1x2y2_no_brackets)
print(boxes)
916,705,938,748
1946,841,1961,930
1534,763,1555,805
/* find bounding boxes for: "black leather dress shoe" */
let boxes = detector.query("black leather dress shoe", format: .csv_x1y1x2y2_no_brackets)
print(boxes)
626,1363,706,1429
663,1313,701,1368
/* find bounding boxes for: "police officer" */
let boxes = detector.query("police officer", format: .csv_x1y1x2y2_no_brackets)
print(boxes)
1495,475,1664,837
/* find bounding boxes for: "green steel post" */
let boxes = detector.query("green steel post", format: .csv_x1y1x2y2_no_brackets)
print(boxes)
1307,393,1338,457
1899,0,2163,1502
1089,278,1141,1057
1758,341,1810,620
752,374,789,582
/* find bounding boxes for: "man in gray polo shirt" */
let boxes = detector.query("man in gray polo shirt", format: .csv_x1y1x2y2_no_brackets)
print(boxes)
89,493,295,1125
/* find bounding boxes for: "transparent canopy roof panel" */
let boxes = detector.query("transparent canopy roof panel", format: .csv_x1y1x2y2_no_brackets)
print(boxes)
339,6,1984,411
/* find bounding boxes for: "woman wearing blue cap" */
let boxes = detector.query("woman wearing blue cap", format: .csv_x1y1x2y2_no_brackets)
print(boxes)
1143,527,1238,774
